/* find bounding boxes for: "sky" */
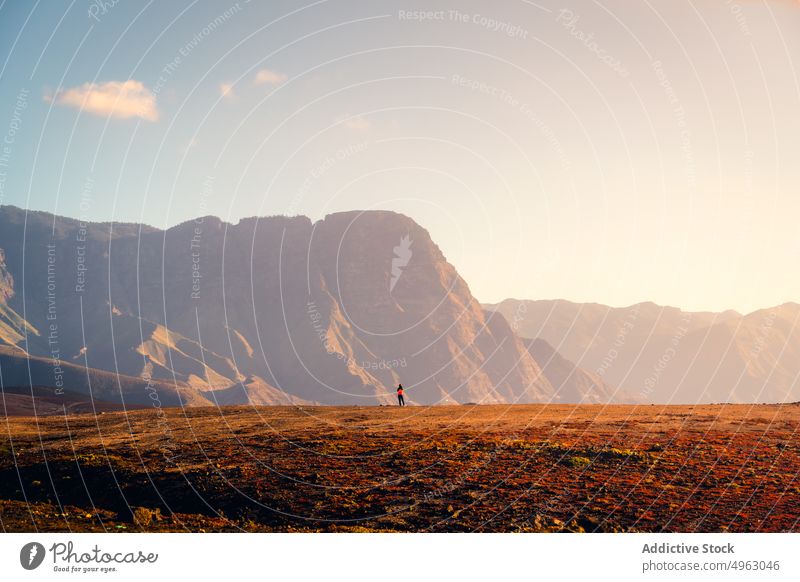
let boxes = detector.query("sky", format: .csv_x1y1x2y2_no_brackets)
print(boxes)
0,0,798,313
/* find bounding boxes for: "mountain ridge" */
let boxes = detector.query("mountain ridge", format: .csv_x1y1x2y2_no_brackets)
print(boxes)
4,205,792,405
487,298,800,403
0,206,565,406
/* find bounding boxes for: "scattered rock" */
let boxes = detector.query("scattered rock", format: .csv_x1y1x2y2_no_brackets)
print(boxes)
131,506,162,526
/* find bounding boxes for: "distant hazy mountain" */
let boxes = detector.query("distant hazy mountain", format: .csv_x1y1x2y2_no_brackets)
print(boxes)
525,338,635,404
0,205,556,406
487,299,800,403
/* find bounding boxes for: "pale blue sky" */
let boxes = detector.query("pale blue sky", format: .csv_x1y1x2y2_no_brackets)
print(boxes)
1,0,798,312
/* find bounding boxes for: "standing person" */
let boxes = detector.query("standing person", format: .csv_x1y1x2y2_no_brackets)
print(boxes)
397,383,405,406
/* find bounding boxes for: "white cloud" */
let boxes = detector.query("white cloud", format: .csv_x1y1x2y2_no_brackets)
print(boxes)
48,80,159,121
253,69,287,86
219,82,236,100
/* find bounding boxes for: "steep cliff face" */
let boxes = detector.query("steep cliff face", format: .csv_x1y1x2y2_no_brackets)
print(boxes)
0,247,36,347
0,249,11,303
0,206,553,405
305,211,552,404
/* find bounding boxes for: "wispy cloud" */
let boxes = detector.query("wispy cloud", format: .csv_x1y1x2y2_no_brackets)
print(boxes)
253,69,287,86
47,80,159,121
219,82,236,100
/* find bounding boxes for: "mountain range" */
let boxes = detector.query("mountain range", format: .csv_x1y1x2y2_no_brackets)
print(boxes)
0,205,606,407
1,204,796,407
486,299,800,403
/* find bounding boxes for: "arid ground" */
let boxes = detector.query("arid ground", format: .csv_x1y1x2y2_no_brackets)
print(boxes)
1,404,798,532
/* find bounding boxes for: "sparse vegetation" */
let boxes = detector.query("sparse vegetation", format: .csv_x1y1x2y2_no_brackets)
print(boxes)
564,455,592,468
0,403,797,532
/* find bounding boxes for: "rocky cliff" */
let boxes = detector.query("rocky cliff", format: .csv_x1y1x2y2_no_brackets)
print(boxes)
0,206,555,405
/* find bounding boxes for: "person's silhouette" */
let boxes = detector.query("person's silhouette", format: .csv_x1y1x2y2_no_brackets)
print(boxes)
396,383,405,406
